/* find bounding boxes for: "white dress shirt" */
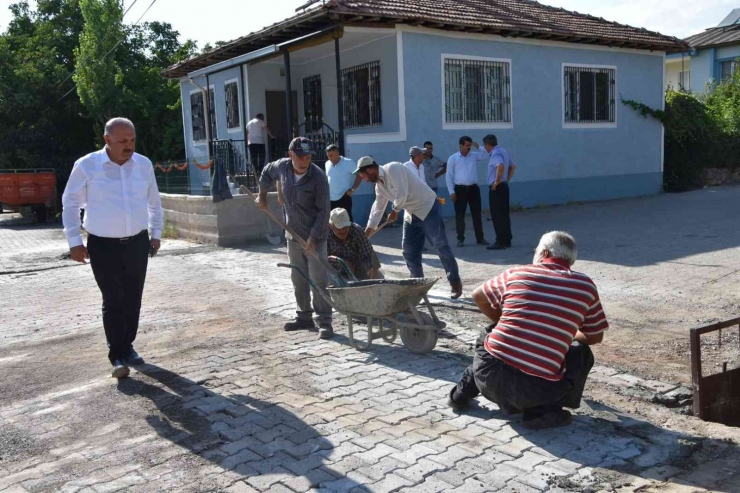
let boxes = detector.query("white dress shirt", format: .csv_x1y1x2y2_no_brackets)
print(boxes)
62,149,164,248
246,118,267,144
403,160,425,183
367,162,436,229
445,149,488,192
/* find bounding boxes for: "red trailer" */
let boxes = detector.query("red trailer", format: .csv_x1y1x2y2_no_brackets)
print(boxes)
0,169,58,223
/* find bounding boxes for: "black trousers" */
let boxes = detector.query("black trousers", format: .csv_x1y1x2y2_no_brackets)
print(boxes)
453,184,484,243
87,231,150,365
248,143,266,176
489,182,512,246
330,193,353,222
454,326,594,417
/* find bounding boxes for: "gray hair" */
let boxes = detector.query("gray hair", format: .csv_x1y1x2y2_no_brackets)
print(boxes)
104,117,135,136
536,231,578,265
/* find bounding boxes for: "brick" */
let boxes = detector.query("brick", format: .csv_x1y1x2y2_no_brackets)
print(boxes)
398,476,454,493
494,437,534,458
221,449,263,470
352,444,401,464
280,467,337,492
389,444,439,465
395,458,448,483
427,445,477,467
366,473,413,493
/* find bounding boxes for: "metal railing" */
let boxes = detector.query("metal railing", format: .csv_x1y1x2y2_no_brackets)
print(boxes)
210,139,259,193
295,122,342,166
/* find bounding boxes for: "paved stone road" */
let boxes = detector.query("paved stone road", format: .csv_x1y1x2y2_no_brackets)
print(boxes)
2,187,740,493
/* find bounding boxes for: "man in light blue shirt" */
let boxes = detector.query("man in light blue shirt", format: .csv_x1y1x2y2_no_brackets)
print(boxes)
482,134,516,250
325,144,362,221
446,136,490,247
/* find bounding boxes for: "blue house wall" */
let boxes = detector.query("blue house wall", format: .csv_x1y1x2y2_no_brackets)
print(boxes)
347,28,665,226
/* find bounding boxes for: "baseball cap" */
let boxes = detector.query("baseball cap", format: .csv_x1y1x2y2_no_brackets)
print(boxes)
352,156,378,174
330,208,352,229
288,136,313,157
409,146,426,157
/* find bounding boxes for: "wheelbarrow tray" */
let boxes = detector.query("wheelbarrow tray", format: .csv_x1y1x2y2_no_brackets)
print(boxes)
327,278,438,317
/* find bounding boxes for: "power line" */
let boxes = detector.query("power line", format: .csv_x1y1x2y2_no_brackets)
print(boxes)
58,0,160,102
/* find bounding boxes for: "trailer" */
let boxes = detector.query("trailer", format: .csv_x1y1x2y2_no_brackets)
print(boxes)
0,169,58,223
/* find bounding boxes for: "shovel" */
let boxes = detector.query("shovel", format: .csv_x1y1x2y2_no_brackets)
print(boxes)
239,185,346,287
367,218,394,239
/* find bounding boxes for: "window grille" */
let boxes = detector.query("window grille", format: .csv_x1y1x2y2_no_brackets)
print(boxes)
208,87,217,139
679,71,691,91
303,75,323,132
564,66,616,124
444,58,511,123
720,60,737,82
225,82,240,129
341,61,381,128
191,92,206,141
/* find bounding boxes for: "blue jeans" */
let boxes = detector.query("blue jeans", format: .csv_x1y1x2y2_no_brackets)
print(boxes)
402,201,461,285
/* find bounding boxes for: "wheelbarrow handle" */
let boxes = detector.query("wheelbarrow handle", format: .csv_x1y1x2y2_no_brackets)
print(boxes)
277,262,339,310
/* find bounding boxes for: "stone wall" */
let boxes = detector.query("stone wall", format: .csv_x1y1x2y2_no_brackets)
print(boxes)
702,168,740,187
161,192,284,247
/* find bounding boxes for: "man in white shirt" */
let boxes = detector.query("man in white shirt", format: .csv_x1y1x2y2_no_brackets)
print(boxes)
246,113,274,175
62,118,163,379
446,135,490,248
325,144,362,221
404,146,426,183
357,157,463,299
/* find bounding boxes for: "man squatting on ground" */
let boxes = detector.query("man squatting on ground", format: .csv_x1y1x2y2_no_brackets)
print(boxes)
62,117,163,379
328,207,382,281
257,137,335,340
357,157,464,299
449,231,609,429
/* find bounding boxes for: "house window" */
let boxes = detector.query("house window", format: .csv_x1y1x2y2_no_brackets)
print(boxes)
191,92,206,142
563,65,616,124
720,60,737,81
679,71,691,91
225,81,240,130
208,87,217,139
303,75,323,133
444,58,511,124
341,61,381,129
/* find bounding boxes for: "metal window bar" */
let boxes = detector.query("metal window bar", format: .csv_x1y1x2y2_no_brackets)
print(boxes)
208,88,217,139
341,61,381,129
296,121,342,166
303,74,323,133
444,58,511,123
191,93,206,141
563,66,615,123
225,82,240,129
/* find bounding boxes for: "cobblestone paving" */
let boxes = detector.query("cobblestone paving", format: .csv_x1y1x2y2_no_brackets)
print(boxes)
1,214,740,493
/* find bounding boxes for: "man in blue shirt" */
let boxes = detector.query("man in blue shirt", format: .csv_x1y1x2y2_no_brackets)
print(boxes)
446,136,490,247
325,144,362,221
483,134,516,250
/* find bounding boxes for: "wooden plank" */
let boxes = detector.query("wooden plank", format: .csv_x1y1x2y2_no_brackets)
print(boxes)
698,368,740,426
690,327,703,418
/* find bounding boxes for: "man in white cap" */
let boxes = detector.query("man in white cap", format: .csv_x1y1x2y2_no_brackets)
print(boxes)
404,146,427,184
327,208,380,281
356,157,463,299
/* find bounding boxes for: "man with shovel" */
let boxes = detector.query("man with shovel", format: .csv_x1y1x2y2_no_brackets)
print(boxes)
257,137,334,339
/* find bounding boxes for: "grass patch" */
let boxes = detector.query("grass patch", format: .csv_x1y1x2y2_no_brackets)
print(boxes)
161,220,178,239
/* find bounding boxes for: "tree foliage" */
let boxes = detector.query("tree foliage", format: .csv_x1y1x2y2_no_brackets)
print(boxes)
0,0,197,186
623,69,740,192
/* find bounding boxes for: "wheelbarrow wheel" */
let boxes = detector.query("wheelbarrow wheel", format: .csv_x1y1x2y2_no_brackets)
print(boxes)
399,327,438,354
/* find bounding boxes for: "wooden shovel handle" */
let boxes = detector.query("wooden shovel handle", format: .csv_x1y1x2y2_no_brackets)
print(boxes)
367,218,394,239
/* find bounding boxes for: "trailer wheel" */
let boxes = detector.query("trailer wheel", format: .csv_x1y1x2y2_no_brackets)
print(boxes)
33,204,47,223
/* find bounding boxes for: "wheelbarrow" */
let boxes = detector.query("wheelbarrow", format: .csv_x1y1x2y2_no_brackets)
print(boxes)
278,263,446,354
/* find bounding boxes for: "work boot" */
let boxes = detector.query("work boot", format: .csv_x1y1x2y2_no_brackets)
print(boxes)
521,409,573,430
284,319,315,331
450,282,463,299
487,243,508,250
319,324,334,339
111,360,130,379
477,240,490,246
457,240,465,247
447,386,469,412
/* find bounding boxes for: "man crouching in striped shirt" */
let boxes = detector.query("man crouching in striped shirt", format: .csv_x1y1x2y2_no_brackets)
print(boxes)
449,231,609,429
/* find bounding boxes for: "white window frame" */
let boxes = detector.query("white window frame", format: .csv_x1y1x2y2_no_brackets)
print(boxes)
441,54,513,130
562,63,617,129
224,78,242,133
189,88,207,144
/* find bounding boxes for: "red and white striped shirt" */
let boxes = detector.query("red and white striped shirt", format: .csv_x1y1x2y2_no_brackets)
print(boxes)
482,258,609,381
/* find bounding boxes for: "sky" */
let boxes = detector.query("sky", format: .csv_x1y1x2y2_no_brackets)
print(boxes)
0,0,738,46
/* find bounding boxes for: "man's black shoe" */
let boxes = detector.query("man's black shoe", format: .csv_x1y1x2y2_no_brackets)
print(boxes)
112,360,130,379
126,348,145,366
284,319,315,331
487,243,508,251
447,386,469,412
522,409,573,430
